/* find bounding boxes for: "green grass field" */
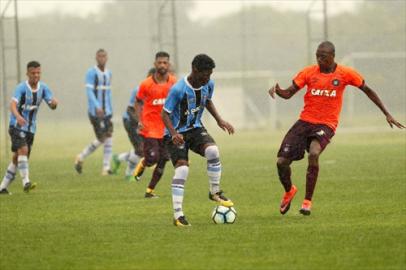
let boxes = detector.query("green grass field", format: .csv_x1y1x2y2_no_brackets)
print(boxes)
0,123,405,270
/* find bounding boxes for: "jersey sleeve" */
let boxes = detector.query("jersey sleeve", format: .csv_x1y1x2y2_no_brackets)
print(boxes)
292,67,309,89
85,70,101,109
42,84,54,104
163,85,182,113
129,87,138,105
12,85,24,103
345,67,364,88
207,80,215,100
136,82,147,101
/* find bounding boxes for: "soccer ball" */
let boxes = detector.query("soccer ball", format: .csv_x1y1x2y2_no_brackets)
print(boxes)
211,205,237,224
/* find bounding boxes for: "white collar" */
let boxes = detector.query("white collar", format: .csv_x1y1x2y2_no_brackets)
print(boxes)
184,76,203,91
25,80,40,93
95,65,108,74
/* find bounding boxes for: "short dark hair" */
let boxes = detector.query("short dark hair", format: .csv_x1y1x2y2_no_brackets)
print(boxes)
155,51,170,60
318,41,335,54
27,61,41,69
96,48,107,55
192,54,215,72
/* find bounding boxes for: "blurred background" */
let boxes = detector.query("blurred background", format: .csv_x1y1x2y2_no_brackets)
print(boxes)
1,0,405,160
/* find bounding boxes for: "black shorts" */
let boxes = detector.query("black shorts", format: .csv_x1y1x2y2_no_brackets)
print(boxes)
164,127,216,166
142,137,169,166
89,114,113,141
277,120,335,161
9,127,35,156
123,117,143,156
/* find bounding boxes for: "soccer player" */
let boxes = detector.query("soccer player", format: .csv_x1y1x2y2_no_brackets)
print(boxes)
111,68,156,180
268,41,404,216
132,52,176,198
0,61,58,194
162,54,235,226
75,49,114,176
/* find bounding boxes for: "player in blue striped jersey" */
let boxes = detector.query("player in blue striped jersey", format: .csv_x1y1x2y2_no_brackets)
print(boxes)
75,49,114,175
110,68,156,180
0,61,58,194
162,54,235,226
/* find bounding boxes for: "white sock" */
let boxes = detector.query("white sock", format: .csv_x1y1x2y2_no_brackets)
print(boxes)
79,139,102,161
17,156,30,186
126,150,141,176
0,162,17,190
118,152,130,162
171,165,189,219
205,145,221,194
103,137,113,170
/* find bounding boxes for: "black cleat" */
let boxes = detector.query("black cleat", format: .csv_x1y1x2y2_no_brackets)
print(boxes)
74,155,83,174
23,182,37,193
0,189,11,195
173,216,191,227
144,192,159,199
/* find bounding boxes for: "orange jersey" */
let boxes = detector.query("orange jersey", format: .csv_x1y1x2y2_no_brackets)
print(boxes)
293,64,364,131
137,74,176,138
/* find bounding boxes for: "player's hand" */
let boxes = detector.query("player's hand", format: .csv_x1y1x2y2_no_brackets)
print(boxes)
217,119,234,135
386,114,405,129
268,83,281,99
96,108,104,118
17,115,27,126
171,133,184,146
49,98,58,110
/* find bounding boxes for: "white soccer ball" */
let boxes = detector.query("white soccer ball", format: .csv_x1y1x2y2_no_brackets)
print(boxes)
211,205,237,224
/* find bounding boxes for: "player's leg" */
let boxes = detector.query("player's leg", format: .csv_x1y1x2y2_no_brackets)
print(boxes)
75,115,103,174
277,121,309,214
300,125,334,215
101,116,114,175
0,153,17,195
189,128,233,207
145,140,168,198
133,137,159,181
119,118,143,179
165,136,191,226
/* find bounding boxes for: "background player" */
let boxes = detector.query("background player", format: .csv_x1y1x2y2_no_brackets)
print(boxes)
75,49,114,176
0,61,58,194
133,52,176,198
162,54,235,226
268,41,404,215
111,68,156,180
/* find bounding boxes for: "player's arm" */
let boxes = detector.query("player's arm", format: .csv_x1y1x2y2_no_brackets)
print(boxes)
134,98,144,132
359,84,405,129
206,100,234,134
161,110,184,145
10,100,26,126
43,86,58,110
85,71,103,118
268,83,300,99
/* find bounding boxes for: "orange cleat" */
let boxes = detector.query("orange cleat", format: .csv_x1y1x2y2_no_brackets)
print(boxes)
279,185,298,215
299,199,312,216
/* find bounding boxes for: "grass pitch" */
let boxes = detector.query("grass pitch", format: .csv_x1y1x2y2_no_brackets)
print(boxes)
0,123,405,270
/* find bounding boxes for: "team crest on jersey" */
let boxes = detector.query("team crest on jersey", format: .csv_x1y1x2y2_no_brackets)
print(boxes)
332,79,340,86
19,131,26,138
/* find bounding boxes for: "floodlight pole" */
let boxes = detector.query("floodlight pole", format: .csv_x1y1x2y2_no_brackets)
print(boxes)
323,0,328,41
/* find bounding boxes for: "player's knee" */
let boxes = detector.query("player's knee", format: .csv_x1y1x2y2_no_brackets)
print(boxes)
175,160,189,168
308,151,320,162
145,155,159,167
277,157,290,167
204,145,220,160
174,164,189,180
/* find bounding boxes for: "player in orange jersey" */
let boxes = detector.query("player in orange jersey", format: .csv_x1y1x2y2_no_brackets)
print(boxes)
133,51,177,198
268,41,404,215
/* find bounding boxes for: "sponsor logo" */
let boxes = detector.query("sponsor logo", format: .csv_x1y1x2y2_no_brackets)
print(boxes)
332,79,340,86
283,144,290,152
200,132,208,136
21,104,38,111
19,132,26,138
184,107,201,115
152,98,166,105
310,89,337,97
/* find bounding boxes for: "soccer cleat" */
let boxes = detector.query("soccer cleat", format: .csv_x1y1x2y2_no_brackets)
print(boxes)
173,216,191,227
74,155,83,174
145,188,159,198
133,158,145,181
209,190,234,207
0,189,11,195
280,185,298,215
23,182,37,193
111,154,121,174
101,169,114,176
299,199,312,216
